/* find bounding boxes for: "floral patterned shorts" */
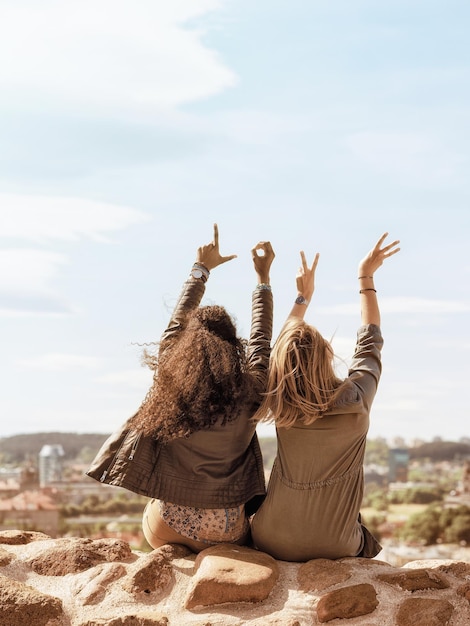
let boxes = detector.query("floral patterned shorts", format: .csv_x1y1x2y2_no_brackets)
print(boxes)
154,499,249,544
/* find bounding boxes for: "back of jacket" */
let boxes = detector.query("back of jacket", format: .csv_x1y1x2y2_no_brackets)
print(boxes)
87,278,273,515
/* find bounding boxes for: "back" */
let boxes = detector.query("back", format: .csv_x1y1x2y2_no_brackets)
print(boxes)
251,323,383,562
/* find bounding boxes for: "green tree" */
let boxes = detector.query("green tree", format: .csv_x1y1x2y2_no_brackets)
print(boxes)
442,509,470,544
399,505,442,545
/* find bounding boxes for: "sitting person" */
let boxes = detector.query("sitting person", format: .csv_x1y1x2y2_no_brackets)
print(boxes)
87,224,275,552
250,233,400,561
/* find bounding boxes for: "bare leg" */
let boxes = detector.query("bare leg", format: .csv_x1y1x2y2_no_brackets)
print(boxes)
142,499,250,553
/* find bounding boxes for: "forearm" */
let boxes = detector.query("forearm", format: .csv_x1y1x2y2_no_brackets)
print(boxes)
358,275,380,326
288,301,309,320
159,274,206,346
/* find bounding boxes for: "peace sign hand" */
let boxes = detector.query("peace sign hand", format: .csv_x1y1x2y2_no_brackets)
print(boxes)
296,250,320,303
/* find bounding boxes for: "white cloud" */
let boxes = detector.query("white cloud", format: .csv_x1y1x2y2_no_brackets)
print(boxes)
0,194,151,316
0,248,66,292
18,353,105,371
0,0,236,114
1,194,151,242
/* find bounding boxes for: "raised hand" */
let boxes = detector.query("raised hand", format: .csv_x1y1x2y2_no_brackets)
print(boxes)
196,223,237,271
252,241,275,284
296,250,320,304
358,233,400,277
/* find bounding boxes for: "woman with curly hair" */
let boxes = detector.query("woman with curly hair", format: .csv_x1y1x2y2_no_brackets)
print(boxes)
250,233,400,562
87,224,275,552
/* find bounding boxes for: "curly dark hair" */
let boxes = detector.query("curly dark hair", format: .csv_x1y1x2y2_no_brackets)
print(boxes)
129,305,257,442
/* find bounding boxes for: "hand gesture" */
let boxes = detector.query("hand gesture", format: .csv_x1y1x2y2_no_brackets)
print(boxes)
296,251,320,303
196,223,237,271
358,233,400,277
251,241,275,284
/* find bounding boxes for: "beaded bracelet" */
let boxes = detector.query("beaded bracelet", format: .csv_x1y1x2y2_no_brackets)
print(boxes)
256,283,272,291
359,288,377,294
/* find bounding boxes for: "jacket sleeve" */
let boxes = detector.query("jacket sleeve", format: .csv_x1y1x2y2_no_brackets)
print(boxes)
159,278,206,352
347,323,384,411
246,288,273,395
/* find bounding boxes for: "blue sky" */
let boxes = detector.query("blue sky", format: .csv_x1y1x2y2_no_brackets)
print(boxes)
1,0,469,443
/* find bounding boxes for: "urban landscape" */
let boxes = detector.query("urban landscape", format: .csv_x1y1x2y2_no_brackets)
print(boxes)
1,433,470,566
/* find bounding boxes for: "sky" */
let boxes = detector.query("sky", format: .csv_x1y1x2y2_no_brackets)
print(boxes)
1,0,469,444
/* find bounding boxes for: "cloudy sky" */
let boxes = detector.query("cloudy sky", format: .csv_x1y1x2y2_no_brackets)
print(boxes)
1,0,469,444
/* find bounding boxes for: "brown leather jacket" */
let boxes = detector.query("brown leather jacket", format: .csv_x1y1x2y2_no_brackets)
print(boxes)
87,277,273,515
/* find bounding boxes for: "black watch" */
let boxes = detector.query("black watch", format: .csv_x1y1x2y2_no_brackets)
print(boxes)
295,295,309,305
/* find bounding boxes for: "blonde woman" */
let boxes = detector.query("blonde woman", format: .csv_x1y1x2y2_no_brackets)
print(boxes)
250,233,400,562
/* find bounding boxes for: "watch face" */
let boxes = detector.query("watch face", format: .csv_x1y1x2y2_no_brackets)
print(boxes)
295,295,308,305
191,268,203,279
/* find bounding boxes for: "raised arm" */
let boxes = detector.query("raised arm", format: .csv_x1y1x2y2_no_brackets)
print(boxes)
288,250,320,320
247,241,275,386
160,223,237,347
357,232,400,327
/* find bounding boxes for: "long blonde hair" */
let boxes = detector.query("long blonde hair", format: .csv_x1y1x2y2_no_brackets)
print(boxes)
253,317,347,428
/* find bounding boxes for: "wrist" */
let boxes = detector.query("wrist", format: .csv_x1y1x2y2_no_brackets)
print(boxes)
295,294,309,306
256,283,272,292
191,263,210,282
257,276,270,285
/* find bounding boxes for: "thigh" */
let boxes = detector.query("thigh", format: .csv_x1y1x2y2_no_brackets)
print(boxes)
142,499,212,553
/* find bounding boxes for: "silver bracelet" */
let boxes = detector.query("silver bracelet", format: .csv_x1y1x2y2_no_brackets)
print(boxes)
192,263,210,279
256,283,272,291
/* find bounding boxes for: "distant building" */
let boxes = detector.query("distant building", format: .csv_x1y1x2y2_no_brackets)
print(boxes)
0,469,21,498
0,490,59,537
39,445,65,487
389,448,409,483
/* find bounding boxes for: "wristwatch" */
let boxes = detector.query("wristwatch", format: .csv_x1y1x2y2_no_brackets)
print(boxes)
295,295,309,305
191,263,209,282
191,267,204,280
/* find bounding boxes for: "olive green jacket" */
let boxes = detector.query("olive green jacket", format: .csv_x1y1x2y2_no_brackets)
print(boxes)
87,277,273,515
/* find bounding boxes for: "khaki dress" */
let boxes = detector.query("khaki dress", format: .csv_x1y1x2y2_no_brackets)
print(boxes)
251,324,383,562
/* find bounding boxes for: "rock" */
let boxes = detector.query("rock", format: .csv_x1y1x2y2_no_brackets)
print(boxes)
28,537,133,575
298,558,352,592
78,615,169,626
185,543,279,609
377,567,450,591
2,531,470,625
0,529,51,544
0,547,14,566
396,597,454,626
72,562,127,605
0,573,64,626
316,582,378,622
122,550,173,596
457,581,470,603
435,561,470,579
